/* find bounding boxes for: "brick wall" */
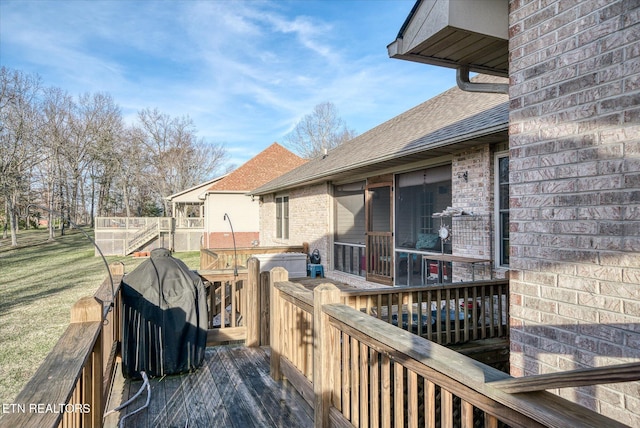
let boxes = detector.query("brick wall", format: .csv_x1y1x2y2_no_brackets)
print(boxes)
259,183,331,268
452,144,493,214
509,0,640,425
206,231,259,248
452,144,509,281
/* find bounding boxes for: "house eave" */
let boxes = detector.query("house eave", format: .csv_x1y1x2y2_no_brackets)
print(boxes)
388,0,509,78
251,124,508,195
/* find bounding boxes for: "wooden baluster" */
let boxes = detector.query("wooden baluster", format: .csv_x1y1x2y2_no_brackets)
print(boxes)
427,289,433,341
244,257,261,348
333,328,342,413
489,285,497,337
221,280,227,330
424,379,436,428
393,362,404,428
381,354,391,428
369,347,380,428
461,399,474,428
342,332,351,420
269,267,288,380
351,336,360,427
442,389,453,428
463,287,470,343
416,291,423,336
454,288,461,344
360,342,369,428
407,369,418,428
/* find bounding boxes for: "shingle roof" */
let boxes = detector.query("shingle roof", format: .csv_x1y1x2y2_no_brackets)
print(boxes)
251,75,508,195
208,142,306,192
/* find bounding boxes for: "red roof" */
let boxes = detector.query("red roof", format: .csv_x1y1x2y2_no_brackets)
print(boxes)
208,143,306,192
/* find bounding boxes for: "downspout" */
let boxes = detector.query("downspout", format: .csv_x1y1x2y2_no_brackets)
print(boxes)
456,65,509,94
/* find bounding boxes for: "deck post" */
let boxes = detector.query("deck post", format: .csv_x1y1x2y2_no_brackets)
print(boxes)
259,271,271,346
246,257,260,347
269,267,288,380
70,296,104,427
313,283,341,428
109,261,125,276
70,296,103,323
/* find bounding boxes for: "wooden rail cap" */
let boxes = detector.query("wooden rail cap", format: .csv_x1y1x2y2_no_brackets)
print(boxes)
490,362,640,394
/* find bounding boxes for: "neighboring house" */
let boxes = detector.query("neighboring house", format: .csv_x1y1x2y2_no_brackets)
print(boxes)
166,175,227,225
251,74,509,287
202,142,306,249
385,0,639,425
94,143,304,255
95,176,225,255
165,175,227,251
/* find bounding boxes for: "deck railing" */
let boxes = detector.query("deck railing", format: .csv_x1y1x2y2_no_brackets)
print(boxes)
1,261,266,428
334,241,365,277
1,264,124,428
200,245,305,270
197,258,266,347
366,232,393,283
269,269,639,428
174,217,204,229
10,261,639,428
341,280,508,345
94,217,172,231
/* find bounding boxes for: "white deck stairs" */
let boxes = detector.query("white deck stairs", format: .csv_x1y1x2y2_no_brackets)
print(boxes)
125,223,160,255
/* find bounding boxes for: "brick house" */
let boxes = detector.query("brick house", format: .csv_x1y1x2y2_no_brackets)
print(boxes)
252,74,510,287
202,142,306,248
385,0,640,425
94,143,304,255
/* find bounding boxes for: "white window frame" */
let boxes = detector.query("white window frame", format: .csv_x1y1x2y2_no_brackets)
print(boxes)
494,151,510,267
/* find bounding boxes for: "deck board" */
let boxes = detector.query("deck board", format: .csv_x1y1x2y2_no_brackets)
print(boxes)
104,345,313,428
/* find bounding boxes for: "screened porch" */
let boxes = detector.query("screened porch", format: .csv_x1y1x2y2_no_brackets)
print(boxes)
333,165,495,286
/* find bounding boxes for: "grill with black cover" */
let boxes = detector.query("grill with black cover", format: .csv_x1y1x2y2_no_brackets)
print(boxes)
121,248,207,378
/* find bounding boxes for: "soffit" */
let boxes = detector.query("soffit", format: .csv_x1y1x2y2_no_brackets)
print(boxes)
388,0,509,77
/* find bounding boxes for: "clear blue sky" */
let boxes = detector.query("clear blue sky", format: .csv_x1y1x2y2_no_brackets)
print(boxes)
0,0,456,171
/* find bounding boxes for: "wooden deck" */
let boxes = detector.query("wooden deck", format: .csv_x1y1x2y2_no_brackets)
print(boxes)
104,346,313,428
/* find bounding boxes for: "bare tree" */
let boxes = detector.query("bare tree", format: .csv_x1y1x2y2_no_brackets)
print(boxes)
112,125,151,217
40,86,74,239
284,101,358,159
1,68,228,234
136,108,227,215
0,67,43,246
80,92,123,227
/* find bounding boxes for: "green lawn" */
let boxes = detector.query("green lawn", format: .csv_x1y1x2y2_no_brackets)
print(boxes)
0,228,201,404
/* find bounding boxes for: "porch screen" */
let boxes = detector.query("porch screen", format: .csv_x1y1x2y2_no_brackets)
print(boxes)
334,182,365,244
395,165,451,250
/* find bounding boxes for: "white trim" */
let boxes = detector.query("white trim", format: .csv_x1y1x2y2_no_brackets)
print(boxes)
494,151,509,267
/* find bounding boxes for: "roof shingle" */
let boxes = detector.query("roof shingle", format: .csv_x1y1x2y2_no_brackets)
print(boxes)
251,75,508,195
208,142,306,192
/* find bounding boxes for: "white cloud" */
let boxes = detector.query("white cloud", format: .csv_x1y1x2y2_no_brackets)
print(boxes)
1,0,453,167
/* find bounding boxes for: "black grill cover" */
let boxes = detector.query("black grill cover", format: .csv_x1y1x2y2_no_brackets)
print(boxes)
121,248,207,378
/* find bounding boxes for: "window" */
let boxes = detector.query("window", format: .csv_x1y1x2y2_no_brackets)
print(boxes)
276,196,289,239
334,182,365,244
495,153,509,266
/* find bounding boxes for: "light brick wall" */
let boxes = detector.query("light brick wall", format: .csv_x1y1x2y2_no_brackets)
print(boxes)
259,183,331,268
452,144,493,214
509,0,640,425
452,144,509,281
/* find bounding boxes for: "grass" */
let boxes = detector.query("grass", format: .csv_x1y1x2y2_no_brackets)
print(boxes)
0,227,201,405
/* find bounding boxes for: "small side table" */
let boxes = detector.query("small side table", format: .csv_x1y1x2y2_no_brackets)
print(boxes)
308,264,325,278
